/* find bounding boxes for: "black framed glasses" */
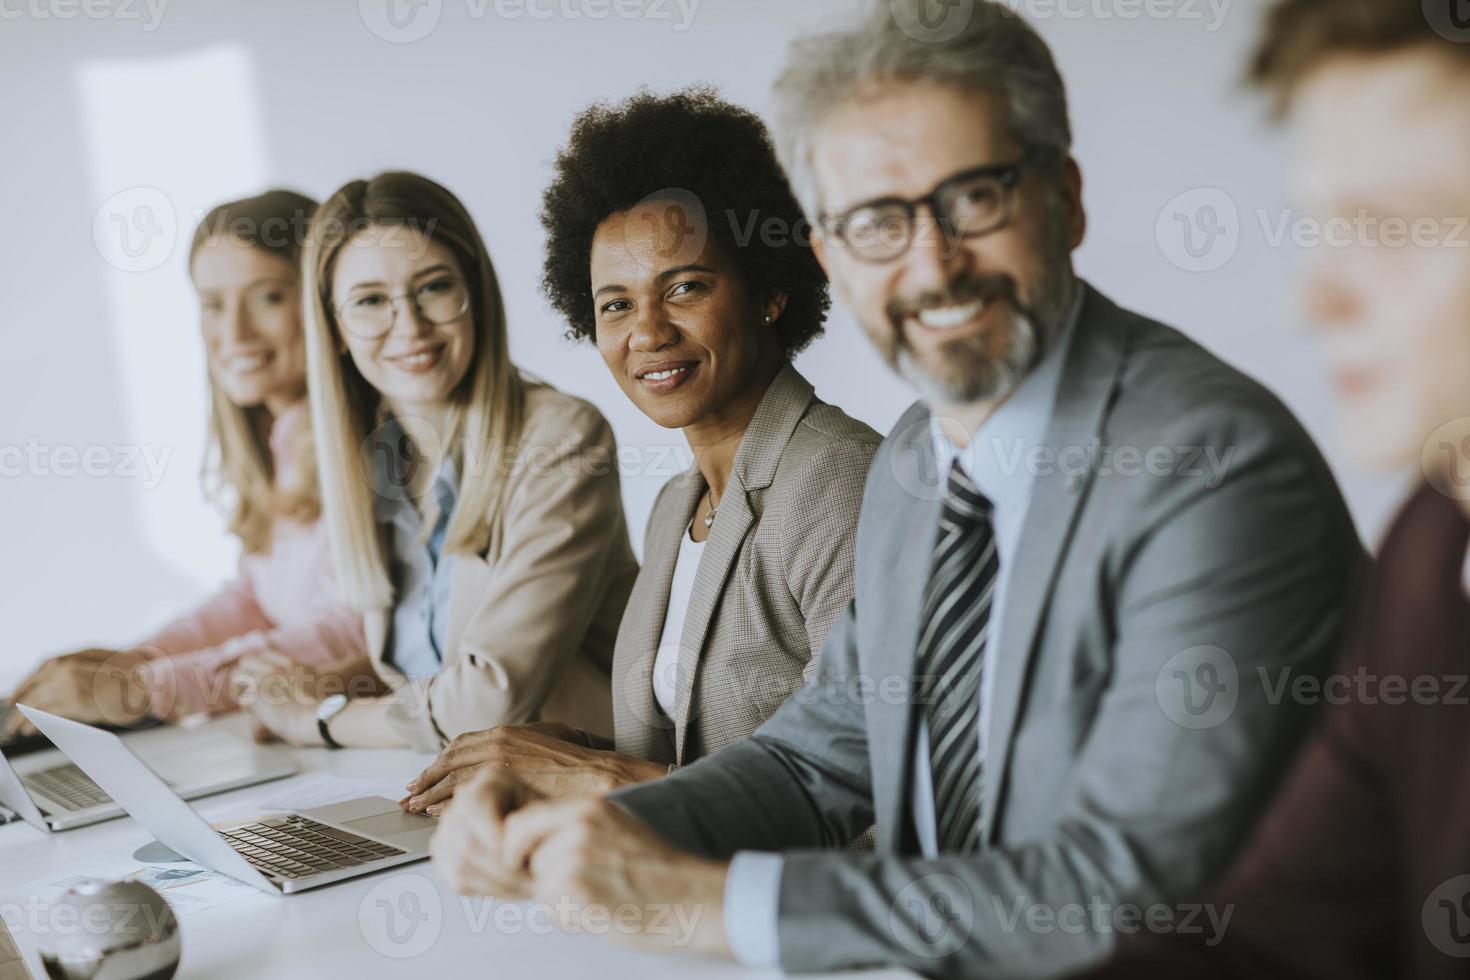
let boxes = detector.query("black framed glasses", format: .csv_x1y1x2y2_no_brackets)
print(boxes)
821,158,1037,264
336,274,471,339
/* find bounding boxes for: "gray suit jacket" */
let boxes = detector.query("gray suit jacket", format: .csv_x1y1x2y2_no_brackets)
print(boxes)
613,285,1362,978
612,365,881,765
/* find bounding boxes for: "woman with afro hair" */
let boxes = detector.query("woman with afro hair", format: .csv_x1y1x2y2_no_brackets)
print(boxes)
402,87,881,812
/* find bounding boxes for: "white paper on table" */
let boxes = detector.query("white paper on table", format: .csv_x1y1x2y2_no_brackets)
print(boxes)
125,864,259,914
20,861,259,918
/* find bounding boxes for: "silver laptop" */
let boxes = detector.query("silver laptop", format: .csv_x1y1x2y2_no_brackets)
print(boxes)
21,707,435,894
0,715,298,832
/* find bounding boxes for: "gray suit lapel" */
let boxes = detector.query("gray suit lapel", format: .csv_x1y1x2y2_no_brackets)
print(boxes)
672,366,815,763
867,415,947,844
981,286,1128,840
615,469,702,763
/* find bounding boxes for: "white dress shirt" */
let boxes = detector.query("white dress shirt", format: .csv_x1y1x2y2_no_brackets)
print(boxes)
723,289,1083,968
653,523,707,719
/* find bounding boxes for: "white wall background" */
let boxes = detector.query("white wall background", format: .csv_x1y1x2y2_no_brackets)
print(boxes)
0,0,1410,687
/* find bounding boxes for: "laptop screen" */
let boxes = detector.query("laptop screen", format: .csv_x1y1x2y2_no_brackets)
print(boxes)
0,703,160,758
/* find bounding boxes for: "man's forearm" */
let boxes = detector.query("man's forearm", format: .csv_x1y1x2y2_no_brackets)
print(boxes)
611,738,839,856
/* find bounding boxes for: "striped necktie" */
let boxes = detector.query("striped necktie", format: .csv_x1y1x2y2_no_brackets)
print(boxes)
916,459,999,853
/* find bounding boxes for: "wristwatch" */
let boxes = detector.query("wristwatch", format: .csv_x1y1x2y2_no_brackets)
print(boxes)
316,694,349,749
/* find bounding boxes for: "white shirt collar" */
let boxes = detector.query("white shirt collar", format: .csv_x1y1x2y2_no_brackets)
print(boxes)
929,282,1084,513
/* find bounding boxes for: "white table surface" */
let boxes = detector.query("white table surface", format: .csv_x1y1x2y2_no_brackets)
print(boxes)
0,715,912,979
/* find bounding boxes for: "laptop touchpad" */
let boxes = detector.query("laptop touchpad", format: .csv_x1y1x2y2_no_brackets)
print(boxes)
344,810,436,848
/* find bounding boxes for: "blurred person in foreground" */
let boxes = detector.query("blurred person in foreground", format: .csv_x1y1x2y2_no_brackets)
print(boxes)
1074,1,1470,977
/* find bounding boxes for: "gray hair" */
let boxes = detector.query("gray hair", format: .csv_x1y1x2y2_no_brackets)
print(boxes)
771,0,1073,223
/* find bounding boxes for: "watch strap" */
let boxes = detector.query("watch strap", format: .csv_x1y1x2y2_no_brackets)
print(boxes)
317,707,344,749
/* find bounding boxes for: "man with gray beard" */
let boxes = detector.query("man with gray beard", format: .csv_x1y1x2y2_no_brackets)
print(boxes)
429,3,1362,977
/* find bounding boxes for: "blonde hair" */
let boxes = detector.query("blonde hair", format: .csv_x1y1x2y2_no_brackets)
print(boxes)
190,190,321,554
302,172,526,611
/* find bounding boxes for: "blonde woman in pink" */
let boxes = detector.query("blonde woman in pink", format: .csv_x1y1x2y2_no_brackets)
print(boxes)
4,191,371,734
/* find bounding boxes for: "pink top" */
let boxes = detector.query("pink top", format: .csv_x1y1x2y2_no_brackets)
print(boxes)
134,404,367,719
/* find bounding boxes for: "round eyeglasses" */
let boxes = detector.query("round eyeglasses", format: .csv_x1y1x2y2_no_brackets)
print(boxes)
821,159,1035,264
336,275,470,338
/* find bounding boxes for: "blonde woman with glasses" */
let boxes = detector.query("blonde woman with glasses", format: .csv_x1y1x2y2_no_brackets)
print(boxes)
5,191,372,737
237,171,638,751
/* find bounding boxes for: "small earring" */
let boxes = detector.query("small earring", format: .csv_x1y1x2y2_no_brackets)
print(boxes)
764,315,773,323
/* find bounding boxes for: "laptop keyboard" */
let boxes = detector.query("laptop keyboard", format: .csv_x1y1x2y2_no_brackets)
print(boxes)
219,814,405,880
23,764,112,812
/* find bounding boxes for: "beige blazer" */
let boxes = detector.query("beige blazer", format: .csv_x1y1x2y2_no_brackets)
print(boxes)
368,383,639,751
612,365,881,766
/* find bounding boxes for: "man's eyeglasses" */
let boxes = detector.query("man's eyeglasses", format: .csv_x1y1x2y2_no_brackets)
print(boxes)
821,157,1042,264
336,275,471,339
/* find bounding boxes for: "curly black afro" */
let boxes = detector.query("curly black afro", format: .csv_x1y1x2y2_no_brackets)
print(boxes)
540,86,830,356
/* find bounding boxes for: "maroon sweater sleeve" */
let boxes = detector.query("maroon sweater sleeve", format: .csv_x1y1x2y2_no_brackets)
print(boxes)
1079,486,1470,980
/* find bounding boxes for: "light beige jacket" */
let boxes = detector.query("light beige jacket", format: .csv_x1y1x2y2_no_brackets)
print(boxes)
612,365,881,766
368,383,639,751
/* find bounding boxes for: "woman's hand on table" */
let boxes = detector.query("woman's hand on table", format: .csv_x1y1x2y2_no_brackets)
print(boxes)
5,648,154,735
401,722,668,816
231,649,326,747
